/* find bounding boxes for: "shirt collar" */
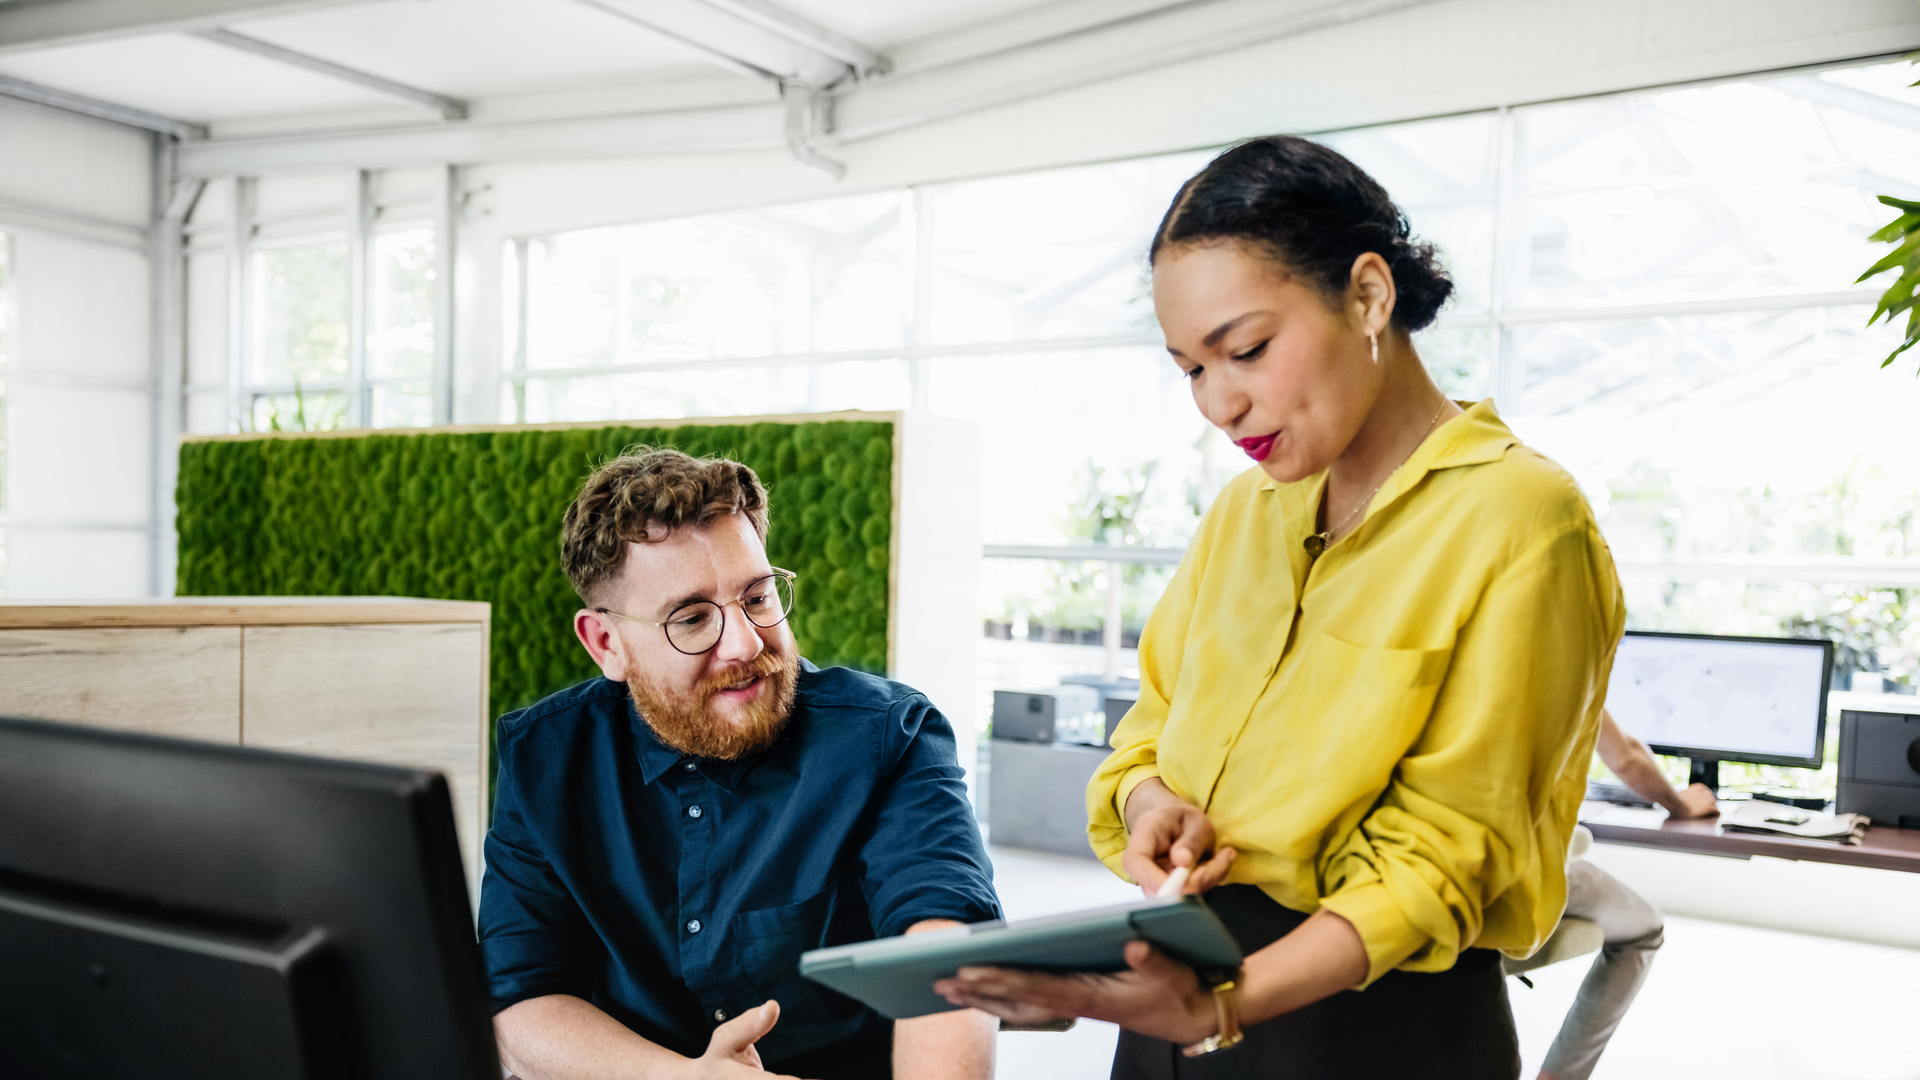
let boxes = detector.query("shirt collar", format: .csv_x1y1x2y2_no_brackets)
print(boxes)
627,658,819,790
1261,397,1518,528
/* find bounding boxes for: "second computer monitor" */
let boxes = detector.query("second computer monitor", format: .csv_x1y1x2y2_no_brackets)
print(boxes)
1604,630,1833,784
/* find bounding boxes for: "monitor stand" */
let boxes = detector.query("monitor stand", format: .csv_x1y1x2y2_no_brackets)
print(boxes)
1688,757,1719,793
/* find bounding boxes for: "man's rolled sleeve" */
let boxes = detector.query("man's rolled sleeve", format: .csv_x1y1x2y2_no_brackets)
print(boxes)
478,751,596,1013
856,697,1001,938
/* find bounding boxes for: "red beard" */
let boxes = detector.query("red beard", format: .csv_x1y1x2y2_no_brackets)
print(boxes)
626,642,798,761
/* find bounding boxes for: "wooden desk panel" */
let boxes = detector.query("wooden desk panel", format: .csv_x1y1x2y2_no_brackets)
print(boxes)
242,623,488,893
0,626,241,743
1581,802,1920,874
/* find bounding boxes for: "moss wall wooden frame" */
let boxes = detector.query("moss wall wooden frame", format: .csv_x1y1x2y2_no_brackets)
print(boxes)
175,410,985,786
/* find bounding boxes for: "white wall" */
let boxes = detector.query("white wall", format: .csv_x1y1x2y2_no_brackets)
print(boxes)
0,98,153,598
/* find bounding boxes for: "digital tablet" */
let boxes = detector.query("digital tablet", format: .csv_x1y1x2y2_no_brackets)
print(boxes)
798,896,1243,1019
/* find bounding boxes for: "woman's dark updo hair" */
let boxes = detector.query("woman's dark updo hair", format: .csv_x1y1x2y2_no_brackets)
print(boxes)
1150,135,1453,333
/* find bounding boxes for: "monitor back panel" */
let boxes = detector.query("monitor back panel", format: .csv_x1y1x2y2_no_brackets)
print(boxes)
0,717,498,1080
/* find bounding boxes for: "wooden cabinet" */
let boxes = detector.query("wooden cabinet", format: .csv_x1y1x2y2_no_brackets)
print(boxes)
0,598,491,897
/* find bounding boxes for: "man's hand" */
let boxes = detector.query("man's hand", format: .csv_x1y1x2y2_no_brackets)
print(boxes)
933,940,1216,1046
1120,779,1235,897
1672,782,1719,819
494,994,810,1080
691,1001,807,1079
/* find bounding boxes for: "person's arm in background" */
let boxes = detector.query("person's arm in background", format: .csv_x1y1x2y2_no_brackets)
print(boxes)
1595,708,1718,818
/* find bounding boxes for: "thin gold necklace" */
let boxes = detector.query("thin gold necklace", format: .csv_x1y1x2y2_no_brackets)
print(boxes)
1304,397,1450,558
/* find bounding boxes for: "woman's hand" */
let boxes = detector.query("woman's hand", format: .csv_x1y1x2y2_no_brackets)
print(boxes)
932,941,1217,1045
1120,779,1236,897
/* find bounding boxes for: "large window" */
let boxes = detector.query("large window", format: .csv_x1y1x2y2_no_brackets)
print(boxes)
217,173,447,434
508,58,1920,749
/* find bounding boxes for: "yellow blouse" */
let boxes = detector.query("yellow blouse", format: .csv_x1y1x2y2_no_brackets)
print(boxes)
1087,400,1624,986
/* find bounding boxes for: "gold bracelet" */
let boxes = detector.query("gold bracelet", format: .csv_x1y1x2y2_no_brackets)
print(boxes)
1180,973,1245,1057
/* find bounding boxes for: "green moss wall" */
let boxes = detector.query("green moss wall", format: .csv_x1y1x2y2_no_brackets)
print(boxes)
176,419,894,719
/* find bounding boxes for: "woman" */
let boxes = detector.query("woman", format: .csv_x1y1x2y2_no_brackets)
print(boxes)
935,137,1625,1078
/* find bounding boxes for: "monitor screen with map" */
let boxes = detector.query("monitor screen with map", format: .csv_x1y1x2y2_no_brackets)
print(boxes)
1604,630,1833,770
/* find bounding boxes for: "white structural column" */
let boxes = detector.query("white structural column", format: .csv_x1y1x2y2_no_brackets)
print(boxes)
224,176,254,433
150,137,205,596
346,170,372,428
432,164,457,425
890,411,984,799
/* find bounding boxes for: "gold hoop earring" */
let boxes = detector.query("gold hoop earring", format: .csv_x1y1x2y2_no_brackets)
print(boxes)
1370,332,1379,364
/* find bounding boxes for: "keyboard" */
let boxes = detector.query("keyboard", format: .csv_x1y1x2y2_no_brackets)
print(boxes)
1585,781,1654,808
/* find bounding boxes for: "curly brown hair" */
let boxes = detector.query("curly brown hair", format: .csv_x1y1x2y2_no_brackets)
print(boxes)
561,446,770,605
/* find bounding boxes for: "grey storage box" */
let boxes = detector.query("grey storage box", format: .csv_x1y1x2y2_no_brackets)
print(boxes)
1103,694,1138,745
987,739,1111,858
1838,706,1920,829
991,685,1100,744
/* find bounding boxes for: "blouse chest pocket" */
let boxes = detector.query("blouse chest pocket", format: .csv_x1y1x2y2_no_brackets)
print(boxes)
1290,631,1454,768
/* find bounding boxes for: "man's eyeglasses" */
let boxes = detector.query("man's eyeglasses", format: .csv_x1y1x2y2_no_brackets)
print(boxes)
596,569,798,656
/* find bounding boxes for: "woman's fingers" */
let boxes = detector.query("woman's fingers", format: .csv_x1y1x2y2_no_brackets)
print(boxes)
934,967,1087,1023
1166,810,1216,871
1121,846,1171,897
1187,846,1236,892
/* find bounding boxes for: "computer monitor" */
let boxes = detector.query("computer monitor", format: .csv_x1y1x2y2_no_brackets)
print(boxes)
0,716,500,1080
1603,630,1834,790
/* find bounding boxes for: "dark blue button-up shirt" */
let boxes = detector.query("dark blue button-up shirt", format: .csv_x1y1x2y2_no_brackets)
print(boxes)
479,662,1000,1073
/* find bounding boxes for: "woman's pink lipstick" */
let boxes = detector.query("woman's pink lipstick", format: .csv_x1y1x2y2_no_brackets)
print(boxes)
1236,433,1278,462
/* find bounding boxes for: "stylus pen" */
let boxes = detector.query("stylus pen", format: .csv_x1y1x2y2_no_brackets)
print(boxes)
1155,866,1191,899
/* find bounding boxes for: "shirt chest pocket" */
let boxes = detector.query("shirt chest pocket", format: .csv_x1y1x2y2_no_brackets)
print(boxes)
728,889,865,1026
1291,631,1453,771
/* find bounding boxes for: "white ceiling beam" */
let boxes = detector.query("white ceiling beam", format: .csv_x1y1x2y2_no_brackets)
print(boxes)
171,0,1445,176
191,27,469,120
571,0,885,87
829,0,1450,143
0,0,390,55
175,100,784,176
0,71,206,137
699,0,888,78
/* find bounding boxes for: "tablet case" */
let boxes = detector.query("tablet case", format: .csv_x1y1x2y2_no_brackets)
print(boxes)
798,896,1243,1019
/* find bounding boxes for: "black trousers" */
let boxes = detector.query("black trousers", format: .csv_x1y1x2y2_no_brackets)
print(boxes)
1112,886,1520,1080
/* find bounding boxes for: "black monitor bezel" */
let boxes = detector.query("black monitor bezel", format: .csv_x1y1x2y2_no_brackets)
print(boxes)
1614,629,1834,770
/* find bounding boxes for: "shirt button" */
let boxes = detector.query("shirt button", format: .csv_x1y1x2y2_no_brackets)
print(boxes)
687,919,703,934
713,1008,727,1022
687,805,703,819
683,761,697,772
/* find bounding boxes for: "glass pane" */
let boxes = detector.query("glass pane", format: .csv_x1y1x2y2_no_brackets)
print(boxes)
1509,59,1920,309
519,360,908,424
249,390,348,432
1414,324,1495,400
1320,112,1500,316
251,239,349,386
523,191,903,372
527,228,617,370
1508,304,1920,561
371,384,432,429
369,225,435,379
924,346,1238,551
926,151,1210,348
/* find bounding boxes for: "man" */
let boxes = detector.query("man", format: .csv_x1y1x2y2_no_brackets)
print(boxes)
1536,708,1718,1080
480,447,1000,1080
